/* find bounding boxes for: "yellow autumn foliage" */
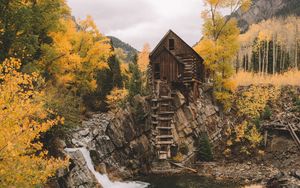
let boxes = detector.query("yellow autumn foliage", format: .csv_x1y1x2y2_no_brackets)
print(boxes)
0,58,68,187
137,43,150,73
41,16,112,95
106,88,128,110
236,85,280,118
225,121,263,156
194,1,247,112
233,70,300,86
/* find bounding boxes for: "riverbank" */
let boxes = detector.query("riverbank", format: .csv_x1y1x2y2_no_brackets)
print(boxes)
196,162,278,185
147,161,300,187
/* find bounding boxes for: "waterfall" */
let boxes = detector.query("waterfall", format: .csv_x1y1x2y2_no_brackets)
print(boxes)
65,148,149,188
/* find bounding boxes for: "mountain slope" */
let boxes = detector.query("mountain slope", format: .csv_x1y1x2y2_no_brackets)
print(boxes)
108,36,138,62
233,0,300,32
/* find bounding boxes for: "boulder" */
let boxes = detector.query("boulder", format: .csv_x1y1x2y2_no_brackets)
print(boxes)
183,105,195,121
183,127,193,136
205,105,216,116
79,129,90,137
95,163,107,174
173,91,185,108
64,150,101,188
291,169,300,179
94,135,115,160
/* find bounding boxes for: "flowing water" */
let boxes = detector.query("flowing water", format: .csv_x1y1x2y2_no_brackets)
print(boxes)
136,174,241,188
65,148,149,188
65,148,262,188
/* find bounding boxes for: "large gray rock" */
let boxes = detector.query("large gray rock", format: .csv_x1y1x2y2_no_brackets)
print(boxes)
60,97,154,186
94,135,115,160
232,0,287,32
63,150,101,188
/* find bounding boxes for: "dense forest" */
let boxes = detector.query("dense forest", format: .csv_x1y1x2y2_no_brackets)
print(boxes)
0,0,299,187
0,0,149,186
238,16,300,74
108,36,139,63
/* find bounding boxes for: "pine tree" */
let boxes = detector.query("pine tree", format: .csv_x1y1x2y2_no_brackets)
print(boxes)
0,0,69,64
108,55,123,88
197,133,213,162
128,54,142,100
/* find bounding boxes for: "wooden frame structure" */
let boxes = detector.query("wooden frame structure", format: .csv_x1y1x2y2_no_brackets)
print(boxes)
149,30,205,159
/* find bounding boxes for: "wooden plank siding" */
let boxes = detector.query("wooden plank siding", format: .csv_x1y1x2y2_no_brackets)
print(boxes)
150,30,205,84
151,48,184,82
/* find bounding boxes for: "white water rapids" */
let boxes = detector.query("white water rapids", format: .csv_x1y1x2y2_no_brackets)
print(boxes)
65,148,149,188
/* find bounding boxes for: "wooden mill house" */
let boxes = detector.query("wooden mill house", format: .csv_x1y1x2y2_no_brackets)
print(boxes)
148,30,205,160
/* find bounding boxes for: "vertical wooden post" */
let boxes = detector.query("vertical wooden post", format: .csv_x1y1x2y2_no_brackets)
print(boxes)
264,130,268,147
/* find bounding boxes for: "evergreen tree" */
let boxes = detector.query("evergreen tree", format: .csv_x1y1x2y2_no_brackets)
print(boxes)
128,54,142,100
108,55,123,88
0,0,69,64
197,133,213,162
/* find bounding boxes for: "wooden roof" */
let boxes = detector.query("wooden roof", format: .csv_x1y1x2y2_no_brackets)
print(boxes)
150,29,204,63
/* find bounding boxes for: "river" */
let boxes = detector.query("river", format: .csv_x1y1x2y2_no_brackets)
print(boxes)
65,147,262,188
136,174,241,188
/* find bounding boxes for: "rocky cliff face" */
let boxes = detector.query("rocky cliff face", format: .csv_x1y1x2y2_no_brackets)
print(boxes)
52,86,224,187
170,88,222,159
233,0,299,32
49,85,300,187
53,96,154,187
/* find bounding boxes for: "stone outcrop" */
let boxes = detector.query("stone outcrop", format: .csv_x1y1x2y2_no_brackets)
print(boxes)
232,0,300,33
51,85,299,187
58,96,154,187
56,150,101,188
56,86,223,185
170,86,222,161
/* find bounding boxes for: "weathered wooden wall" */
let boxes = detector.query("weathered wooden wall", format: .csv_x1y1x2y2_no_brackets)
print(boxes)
152,50,184,82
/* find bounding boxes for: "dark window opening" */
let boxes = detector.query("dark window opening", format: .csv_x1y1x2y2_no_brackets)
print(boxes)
154,63,160,79
169,39,175,50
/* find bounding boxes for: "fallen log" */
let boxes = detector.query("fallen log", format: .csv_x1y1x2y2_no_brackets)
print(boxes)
169,161,197,173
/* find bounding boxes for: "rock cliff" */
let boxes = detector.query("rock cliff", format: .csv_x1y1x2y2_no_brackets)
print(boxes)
233,0,300,32
50,85,300,187
52,85,223,187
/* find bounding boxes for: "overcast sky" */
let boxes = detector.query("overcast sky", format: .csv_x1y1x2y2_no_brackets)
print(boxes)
67,0,205,50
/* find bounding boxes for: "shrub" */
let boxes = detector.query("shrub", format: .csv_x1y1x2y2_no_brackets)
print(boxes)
261,105,272,120
106,88,128,111
197,133,213,161
131,98,146,124
236,86,279,118
179,143,189,155
225,121,263,156
172,153,184,162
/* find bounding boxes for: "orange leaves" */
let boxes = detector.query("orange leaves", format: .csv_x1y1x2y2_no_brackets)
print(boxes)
196,0,247,113
106,87,128,110
137,43,150,72
240,0,252,12
41,16,112,95
223,79,237,92
233,70,300,86
0,58,67,187
236,85,279,118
